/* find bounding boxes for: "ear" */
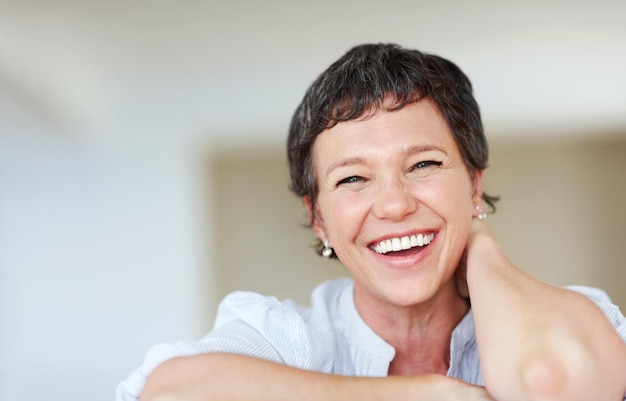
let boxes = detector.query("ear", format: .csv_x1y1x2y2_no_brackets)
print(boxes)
471,170,484,205
303,195,329,242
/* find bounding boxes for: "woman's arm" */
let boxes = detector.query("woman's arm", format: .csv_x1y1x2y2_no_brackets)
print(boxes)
140,353,495,401
465,220,626,401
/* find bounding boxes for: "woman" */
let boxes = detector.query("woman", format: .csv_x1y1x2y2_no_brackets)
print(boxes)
118,43,626,401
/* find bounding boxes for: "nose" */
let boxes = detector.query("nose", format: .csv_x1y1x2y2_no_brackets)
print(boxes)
372,177,417,221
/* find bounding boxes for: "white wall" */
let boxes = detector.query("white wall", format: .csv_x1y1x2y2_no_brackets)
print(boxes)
0,125,212,400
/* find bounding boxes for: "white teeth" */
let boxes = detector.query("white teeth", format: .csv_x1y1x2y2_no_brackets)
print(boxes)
384,239,392,252
372,233,434,254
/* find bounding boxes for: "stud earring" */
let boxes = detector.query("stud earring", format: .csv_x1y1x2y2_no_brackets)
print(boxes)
475,205,487,220
322,240,333,258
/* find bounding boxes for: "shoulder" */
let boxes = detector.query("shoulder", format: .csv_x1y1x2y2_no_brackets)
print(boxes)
566,285,626,341
566,285,614,303
214,277,353,330
210,278,354,365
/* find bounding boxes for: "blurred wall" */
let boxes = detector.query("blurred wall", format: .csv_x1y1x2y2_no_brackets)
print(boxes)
486,133,626,308
0,134,211,401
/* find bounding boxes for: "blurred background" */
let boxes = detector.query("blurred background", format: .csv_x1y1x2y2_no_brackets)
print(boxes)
1,1,625,400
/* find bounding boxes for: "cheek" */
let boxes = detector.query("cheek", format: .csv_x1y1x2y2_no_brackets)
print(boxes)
418,174,475,221
416,177,474,268
317,193,369,242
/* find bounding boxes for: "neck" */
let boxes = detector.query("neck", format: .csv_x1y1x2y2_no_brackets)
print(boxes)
355,280,469,376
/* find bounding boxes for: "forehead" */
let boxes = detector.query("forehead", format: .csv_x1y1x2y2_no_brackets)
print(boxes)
312,99,459,162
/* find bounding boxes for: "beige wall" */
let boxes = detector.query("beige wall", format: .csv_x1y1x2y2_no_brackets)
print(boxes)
210,134,626,309
486,134,626,309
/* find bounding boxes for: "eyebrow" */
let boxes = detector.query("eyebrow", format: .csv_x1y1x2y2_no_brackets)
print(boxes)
325,145,447,177
405,144,447,157
325,157,366,177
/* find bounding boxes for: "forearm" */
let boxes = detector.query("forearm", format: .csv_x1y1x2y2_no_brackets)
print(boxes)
466,229,626,401
140,353,356,401
139,353,488,401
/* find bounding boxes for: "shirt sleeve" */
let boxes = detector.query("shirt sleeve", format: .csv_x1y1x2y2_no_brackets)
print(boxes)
115,320,285,401
115,290,334,401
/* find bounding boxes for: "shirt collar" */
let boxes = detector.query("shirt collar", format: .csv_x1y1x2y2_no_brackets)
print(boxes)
338,279,476,376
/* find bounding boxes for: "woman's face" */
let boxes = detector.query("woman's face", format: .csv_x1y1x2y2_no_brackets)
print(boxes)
310,99,482,309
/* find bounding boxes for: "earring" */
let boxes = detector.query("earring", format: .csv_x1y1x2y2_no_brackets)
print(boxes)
475,205,487,220
322,240,333,258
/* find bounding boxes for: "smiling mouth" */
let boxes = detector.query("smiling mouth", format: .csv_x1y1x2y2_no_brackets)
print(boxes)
370,233,435,255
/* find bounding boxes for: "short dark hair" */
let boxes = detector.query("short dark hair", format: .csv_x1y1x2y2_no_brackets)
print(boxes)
287,43,498,256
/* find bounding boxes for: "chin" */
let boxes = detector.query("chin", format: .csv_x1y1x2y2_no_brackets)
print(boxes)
383,284,437,307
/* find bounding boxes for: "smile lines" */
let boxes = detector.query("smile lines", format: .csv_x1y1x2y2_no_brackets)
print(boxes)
371,233,435,254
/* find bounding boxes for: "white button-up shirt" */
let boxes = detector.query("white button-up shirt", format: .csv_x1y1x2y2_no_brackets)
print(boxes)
116,278,626,401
